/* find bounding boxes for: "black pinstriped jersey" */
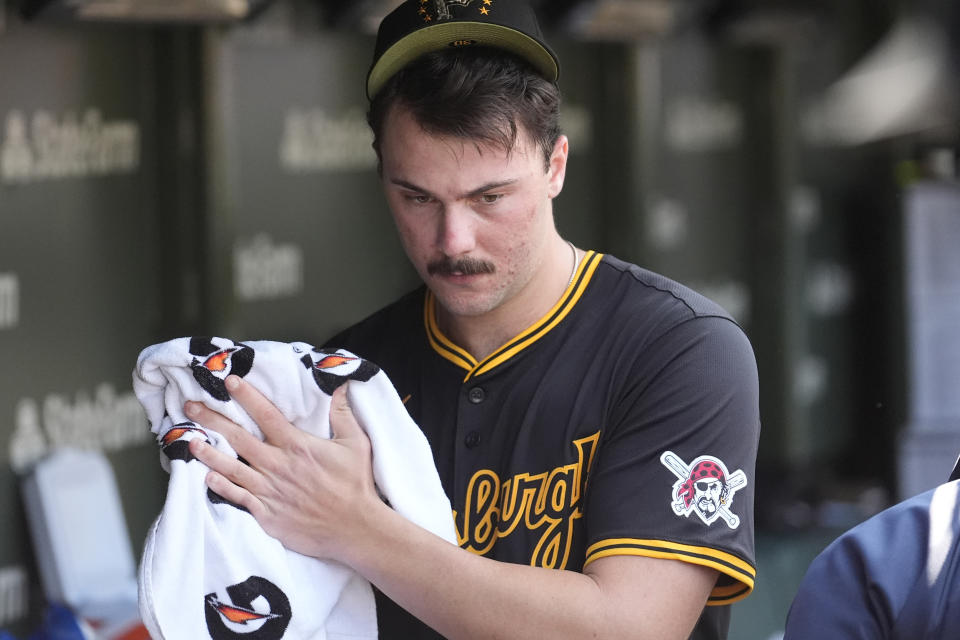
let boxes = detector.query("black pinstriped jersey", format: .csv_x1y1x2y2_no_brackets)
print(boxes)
328,252,760,640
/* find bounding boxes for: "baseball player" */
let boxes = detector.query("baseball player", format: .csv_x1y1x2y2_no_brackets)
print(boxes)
186,1,760,639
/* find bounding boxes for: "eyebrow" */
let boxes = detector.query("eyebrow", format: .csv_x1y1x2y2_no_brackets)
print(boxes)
389,178,519,200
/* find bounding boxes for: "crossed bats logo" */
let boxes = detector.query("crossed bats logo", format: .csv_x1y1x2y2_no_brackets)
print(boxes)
660,451,747,529
189,337,255,402
204,576,292,640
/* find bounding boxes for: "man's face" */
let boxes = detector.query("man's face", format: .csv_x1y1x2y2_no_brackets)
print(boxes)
695,478,722,515
378,105,567,322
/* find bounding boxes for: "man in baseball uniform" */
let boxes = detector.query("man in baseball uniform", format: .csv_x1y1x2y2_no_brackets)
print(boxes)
186,1,761,638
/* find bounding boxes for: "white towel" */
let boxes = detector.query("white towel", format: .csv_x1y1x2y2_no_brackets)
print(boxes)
133,337,456,640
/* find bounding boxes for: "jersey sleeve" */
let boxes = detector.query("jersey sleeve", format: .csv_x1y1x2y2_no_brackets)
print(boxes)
785,481,960,639
583,314,760,605
783,527,897,639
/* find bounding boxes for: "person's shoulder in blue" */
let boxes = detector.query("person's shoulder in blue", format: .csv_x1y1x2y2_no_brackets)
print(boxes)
784,477,960,639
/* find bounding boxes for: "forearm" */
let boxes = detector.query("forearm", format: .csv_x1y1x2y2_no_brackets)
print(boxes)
182,378,717,638
343,499,713,640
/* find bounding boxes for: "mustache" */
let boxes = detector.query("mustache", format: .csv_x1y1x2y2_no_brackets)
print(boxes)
427,257,495,277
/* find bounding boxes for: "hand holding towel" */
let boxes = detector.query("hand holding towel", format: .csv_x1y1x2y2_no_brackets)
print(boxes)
133,337,456,640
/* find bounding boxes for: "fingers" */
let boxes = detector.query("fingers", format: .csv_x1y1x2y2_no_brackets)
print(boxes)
329,384,365,441
206,470,264,516
189,435,254,487
188,437,266,516
180,378,382,560
184,398,264,459
223,374,302,448
184,375,299,451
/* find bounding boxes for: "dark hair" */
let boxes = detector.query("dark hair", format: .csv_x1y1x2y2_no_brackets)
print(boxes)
367,47,562,172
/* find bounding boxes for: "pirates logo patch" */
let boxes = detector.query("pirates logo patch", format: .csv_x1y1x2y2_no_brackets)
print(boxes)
205,576,292,640
660,451,747,529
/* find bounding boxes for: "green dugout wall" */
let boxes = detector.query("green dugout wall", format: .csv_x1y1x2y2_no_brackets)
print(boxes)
0,18,166,633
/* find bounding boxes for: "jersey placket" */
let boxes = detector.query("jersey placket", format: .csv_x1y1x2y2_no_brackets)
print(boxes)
452,373,493,506
422,252,604,551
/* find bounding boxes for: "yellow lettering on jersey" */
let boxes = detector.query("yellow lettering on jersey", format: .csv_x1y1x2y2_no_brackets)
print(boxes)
455,431,601,569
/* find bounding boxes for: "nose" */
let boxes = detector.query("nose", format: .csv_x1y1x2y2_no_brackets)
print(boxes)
437,205,476,257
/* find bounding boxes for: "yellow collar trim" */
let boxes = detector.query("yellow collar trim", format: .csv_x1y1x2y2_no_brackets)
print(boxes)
425,251,603,381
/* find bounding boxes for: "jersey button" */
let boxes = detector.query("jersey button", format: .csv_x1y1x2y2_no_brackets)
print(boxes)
464,431,481,448
468,387,485,404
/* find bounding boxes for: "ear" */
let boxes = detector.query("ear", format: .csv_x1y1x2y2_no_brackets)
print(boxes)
546,135,569,199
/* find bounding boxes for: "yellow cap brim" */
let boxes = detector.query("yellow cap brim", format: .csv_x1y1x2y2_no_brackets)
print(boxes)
367,21,559,99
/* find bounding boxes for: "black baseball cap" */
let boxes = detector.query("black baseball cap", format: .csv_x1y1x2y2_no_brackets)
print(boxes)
367,0,560,99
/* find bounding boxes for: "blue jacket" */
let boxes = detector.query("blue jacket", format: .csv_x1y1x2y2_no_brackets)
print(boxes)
785,480,960,639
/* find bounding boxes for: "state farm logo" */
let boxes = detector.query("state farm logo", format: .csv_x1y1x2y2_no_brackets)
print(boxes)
278,107,375,173
233,235,304,302
1,108,139,184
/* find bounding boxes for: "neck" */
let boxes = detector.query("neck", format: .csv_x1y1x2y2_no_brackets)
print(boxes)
436,237,580,361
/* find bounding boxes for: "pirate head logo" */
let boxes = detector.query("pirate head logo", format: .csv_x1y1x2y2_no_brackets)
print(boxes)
205,576,292,640
190,337,255,402
295,345,380,395
159,422,210,463
660,451,747,528
419,0,492,23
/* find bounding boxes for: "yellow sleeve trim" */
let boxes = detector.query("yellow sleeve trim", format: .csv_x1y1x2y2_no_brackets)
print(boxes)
584,537,755,605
